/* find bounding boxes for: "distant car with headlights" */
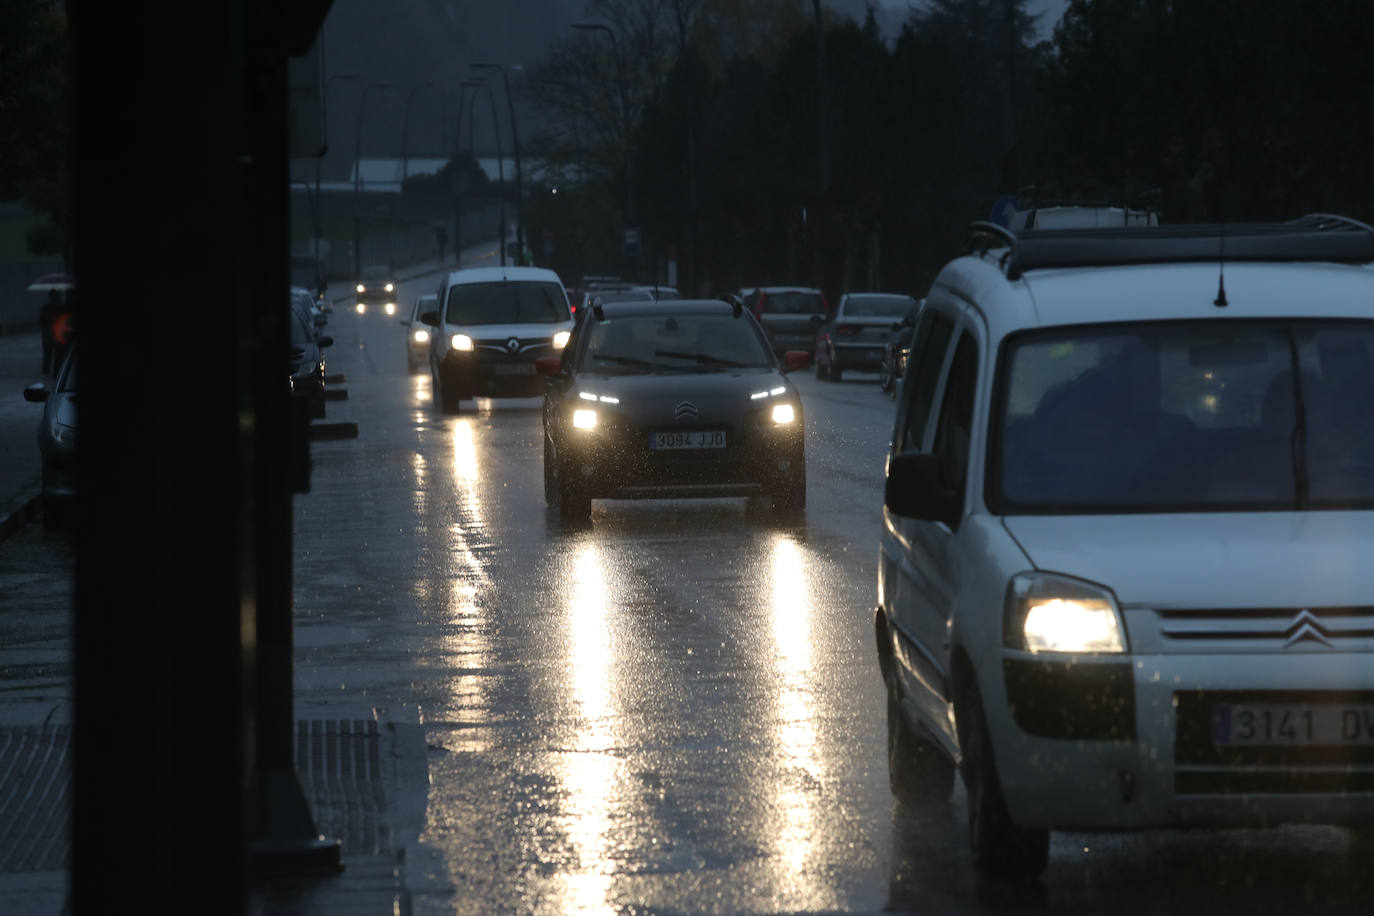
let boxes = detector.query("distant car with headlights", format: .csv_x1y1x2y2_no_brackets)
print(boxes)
815,292,918,381
876,214,1374,880
419,266,573,414
354,265,397,308
537,298,810,521
23,344,78,521
402,292,437,372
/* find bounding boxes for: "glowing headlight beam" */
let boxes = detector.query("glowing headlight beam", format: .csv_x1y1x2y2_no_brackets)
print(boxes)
771,403,795,424
451,334,474,351
573,408,598,429
1023,599,1124,653
413,329,430,343
553,330,571,349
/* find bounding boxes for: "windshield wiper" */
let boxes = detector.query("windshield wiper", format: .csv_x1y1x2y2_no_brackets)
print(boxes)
1285,333,1310,506
654,349,750,367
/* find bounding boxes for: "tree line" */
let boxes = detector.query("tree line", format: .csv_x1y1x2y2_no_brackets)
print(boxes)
522,0,1374,301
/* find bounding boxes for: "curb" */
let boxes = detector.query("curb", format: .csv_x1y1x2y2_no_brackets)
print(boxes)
0,485,41,542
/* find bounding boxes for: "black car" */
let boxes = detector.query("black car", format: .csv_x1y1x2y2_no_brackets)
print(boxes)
878,298,924,398
22,343,78,522
354,264,397,307
538,299,811,521
289,297,332,418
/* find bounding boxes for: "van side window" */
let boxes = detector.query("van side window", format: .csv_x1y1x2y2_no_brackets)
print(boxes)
932,332,979,501
896,312,955,454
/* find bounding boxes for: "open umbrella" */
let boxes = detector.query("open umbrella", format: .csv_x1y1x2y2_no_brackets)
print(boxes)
27,273,76,292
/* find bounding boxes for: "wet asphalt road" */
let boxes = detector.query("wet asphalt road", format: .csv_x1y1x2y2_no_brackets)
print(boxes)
289,271,1373,915
1,268,1372,914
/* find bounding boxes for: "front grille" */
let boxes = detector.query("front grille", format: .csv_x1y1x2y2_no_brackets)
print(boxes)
1125,606,1374,654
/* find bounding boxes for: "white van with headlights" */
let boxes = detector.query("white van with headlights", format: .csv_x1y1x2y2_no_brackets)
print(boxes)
419,266,573,414
875,214,1374,877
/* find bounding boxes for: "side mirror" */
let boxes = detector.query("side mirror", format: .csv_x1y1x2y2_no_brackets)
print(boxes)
318,336,334,348
782,350,811,373
535,356,564,377
23,382,49,403
419,310,440,328
884,452,961,527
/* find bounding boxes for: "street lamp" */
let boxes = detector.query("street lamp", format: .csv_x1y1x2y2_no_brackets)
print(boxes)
472,62,525,264
465,73,507,267
451,79,484,263
317,72,359,275
353,81,395,281
401,81,436,184
571,22,634,277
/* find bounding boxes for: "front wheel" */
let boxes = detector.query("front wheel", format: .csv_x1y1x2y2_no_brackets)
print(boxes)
558,458,591,521
438,368,464,415
958,680,1049,879
772,465,805,515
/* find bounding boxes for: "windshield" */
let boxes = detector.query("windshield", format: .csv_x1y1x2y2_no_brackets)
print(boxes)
759,291,823,315
288,306,314,347
362,266,391,280
446,280,569,325
577,314,773,374
995,320,1374,512
843,295,914,317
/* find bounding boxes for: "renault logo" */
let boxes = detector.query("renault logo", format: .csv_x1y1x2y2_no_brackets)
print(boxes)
506,337,521,354
1282,609,1333,649
675,400,698,421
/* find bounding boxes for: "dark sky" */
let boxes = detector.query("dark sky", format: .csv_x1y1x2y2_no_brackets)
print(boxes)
313,0,1070,178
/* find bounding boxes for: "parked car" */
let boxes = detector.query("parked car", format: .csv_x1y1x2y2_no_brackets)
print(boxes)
290,253,327,306
876,214,1374,879
879,298,925,398
288,296,331,418
537,298,810,521
402,292,437,373
815,292,918,381
420,266,574,414
572,286,655,324
354,264,397,310
23,344,78,522
291,286,327,330
741,286,829,356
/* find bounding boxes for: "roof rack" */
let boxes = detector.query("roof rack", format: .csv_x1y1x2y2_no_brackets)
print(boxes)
966,213,1374,280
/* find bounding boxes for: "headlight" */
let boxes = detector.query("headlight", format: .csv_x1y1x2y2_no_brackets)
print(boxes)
1005,572,1125,654
771,403,795,424
384,303,396,316
413,329,429,343
553,330,571,349
356,284,365,294
451,334,474,351
385,282,394,293
355,303,366,314
573,408,598,429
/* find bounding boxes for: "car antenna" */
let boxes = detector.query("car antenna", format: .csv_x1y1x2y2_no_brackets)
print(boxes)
1213,220,1228,307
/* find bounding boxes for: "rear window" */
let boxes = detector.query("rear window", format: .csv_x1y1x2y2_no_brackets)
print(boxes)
446,281,570,326
760,291,823,315
843,295,914,318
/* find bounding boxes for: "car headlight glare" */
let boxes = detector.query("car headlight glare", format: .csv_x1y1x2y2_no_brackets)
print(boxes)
553,330,571,349
384,303,396,315
771,403,795,424
413,329,430,343
573,408,597,429
385,282,394,292
1005,572,1125,654
451,333,474,351
356,284,365,294
355,303,366,314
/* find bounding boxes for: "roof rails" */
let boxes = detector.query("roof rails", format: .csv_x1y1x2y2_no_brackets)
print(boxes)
966,213,1374,280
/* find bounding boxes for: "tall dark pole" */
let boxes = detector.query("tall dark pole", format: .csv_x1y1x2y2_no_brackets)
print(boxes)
572,22,633,278
353,82,394,280
473,63,525,264
453,80,482,265
318,73,359,274
402,81,436,184
470,77,507,267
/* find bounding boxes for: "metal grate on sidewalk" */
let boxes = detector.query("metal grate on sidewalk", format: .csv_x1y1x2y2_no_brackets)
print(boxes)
0,718,390,873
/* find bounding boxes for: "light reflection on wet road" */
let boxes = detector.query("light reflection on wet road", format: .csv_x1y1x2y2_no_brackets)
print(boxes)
282,273,1374,915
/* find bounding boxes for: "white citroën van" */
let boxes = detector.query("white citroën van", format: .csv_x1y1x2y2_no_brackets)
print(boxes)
876,214,1374,877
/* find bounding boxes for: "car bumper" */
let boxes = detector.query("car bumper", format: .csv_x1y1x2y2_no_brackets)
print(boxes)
988,651,1374,830
441,350,551,398
831,344,886,371
556,424,804,499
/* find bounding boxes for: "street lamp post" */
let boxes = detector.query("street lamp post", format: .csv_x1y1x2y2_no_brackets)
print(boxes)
473,62,525,264
353,81,395,280
401,81,436,184
465,75,506,267
571,22,634,278
452,79,483,264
